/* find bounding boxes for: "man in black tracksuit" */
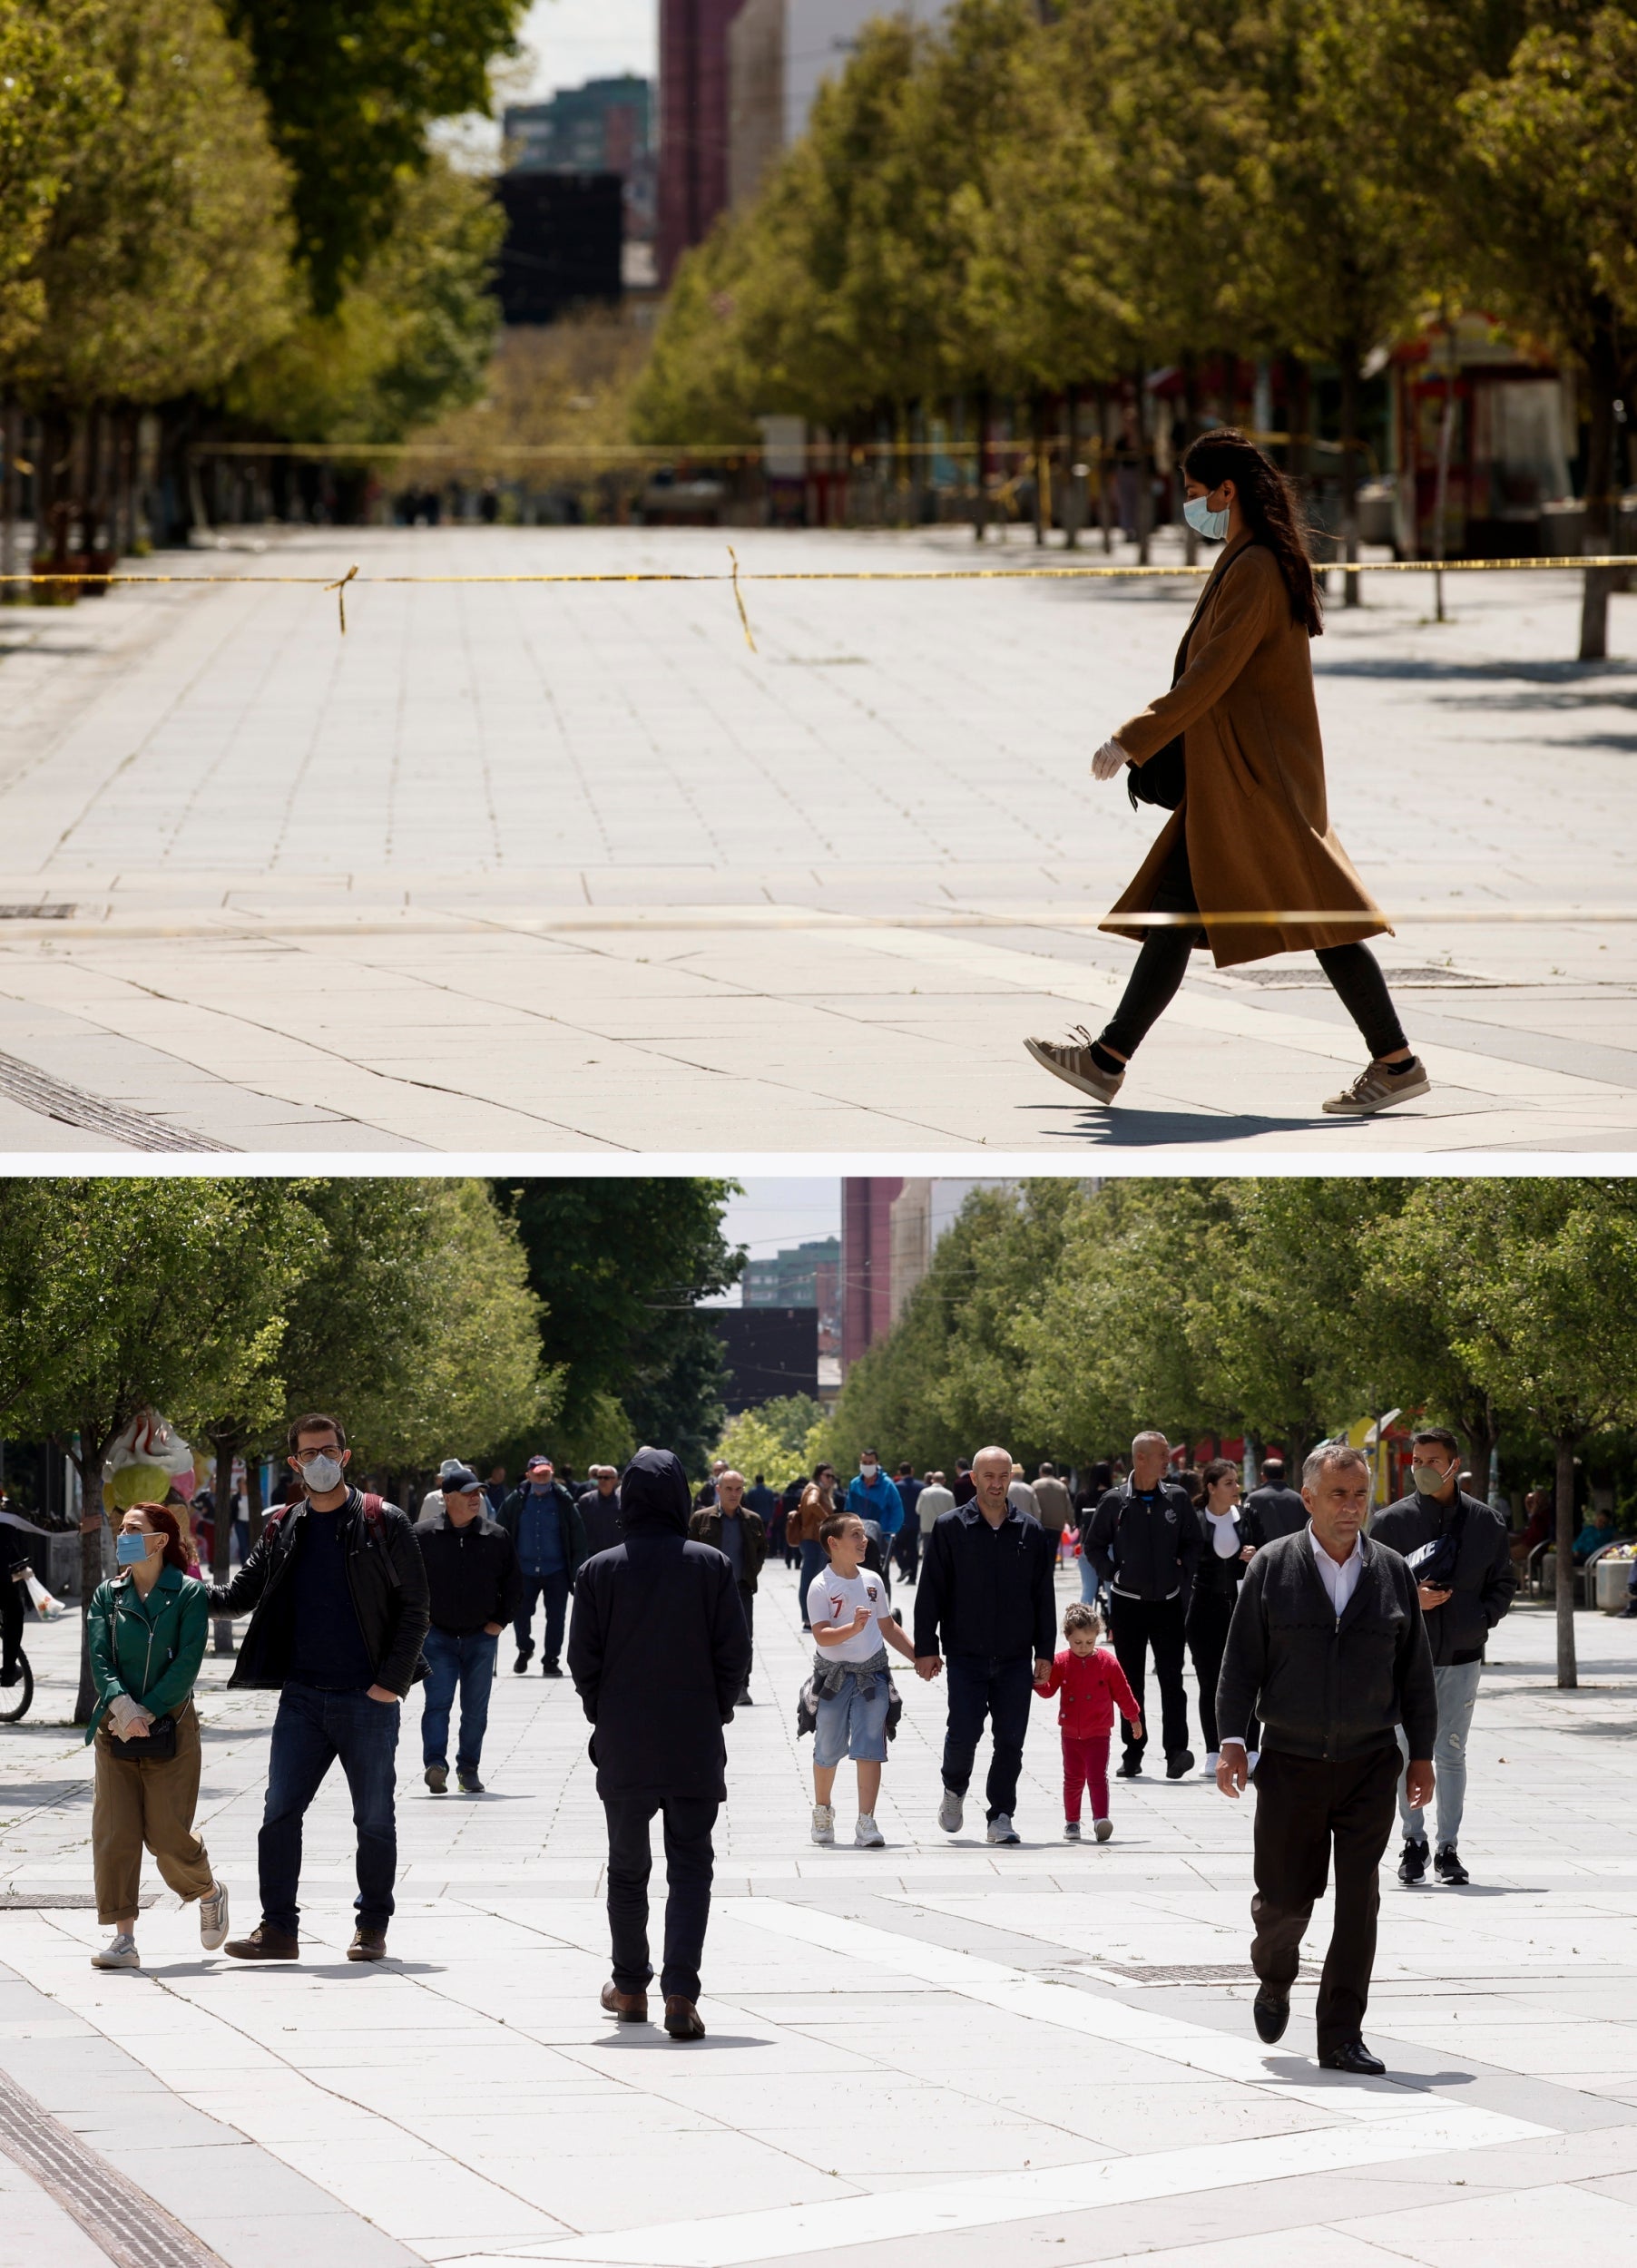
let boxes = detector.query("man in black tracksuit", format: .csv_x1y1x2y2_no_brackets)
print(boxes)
208,1412,430,1964
1083,1432,1201,1778
914,1445,1056,1844
1216,1443,1436,2075
415,1465,525,1795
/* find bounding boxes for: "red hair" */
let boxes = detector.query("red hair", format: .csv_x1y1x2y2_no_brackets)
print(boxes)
128,1502,190,1574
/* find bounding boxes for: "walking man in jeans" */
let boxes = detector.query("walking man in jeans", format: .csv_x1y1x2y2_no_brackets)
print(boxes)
209,1413,429,1963
1370,1428,1516,1887
415,1465,524,1795
914,1445,1056,1847
568,1449,750,2042
1083,1432,1201,1779
501,1456,586,1677
1216,1443,1435,2074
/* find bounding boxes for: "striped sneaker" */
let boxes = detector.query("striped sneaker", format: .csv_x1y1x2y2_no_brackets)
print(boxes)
1321,1059,1431,1115
1024,1030,1123,1104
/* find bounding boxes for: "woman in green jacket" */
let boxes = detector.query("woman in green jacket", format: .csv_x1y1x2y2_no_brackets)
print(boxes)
87,1502,230,1970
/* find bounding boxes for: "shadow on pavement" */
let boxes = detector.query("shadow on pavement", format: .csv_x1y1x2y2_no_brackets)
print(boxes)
1027,1104,1336,1145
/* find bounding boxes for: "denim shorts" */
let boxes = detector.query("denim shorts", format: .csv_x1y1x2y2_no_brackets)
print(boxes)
813,1677,889,1767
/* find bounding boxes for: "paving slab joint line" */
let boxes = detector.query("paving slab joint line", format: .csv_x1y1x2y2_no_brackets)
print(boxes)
0,2061,228,2268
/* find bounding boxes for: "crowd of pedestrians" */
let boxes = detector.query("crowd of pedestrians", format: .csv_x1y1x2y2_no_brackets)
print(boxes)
81,1416,1535,2075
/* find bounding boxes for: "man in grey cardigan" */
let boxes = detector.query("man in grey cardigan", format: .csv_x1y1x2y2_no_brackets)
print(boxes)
1216,1442,1436,2077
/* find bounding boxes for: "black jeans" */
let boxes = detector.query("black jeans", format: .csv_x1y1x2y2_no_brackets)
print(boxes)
1186,1596,1260,1755
1250,1744,1400,2054
737,1584,754,1693
1101,834,1407,1063
896,1525,921,1583
603,1794,718,2004
942,1653,1034,1822
515,1569,570,1667
1109,1595,1190,1765
1,1572,24,1681
260,1682,399,1937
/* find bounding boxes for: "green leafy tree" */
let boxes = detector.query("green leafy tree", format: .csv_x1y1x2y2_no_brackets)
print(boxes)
0,1,118,361
711,1395,828,1491
221,0,526,312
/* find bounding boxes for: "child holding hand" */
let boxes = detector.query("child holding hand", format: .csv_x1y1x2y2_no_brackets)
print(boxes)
1034,1602,1142,1843
808,1511,917,1849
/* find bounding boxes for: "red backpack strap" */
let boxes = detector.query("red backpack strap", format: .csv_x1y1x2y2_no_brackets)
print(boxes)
362,1491,387,1539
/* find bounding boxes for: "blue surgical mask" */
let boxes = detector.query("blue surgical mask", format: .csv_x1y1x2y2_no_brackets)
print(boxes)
116,1533,151,1566
1183,494,1230,541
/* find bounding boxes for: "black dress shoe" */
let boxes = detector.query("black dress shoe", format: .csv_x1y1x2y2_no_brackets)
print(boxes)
1434,1844,1469,1884
1165,1749,1195,1780
1320,2038,1386,2077
1252,1991,1289,2044
1117,1756,1143,1778
1397,1835,1429,1884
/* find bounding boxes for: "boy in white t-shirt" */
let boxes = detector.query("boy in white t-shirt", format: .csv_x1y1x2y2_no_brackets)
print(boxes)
808,1512,917,1849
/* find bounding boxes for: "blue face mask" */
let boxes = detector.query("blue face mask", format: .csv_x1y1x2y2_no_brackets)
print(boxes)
1183,494,1231,541
116,1533,151,1567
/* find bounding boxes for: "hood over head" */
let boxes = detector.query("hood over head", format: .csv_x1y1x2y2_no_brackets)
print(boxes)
618,1448,691,1536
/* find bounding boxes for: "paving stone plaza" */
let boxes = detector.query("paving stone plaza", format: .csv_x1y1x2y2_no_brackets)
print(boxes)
1,524,1634,1155
1,1560,1635,2268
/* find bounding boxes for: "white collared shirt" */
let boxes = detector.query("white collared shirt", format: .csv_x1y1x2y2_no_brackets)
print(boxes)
1308,1521,1364,1615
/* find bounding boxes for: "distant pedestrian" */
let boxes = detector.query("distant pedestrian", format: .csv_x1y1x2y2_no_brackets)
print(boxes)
1026,428,1426,1119
893,1464,924,1582
1245,1457,1308,1542
1034,1602,1142,1843
914,1445,1056,1846
1185,1458,1260,1777
86,1505,230,1970
1007,1465,1041,1522
744,1474,779,1526
568,1448,750,2043
578,1467,624,1559
500,1456,586,1677
847,1452,903,1590
1370,1428,1516,1889
917,1471,954,1554
779,1473,809,1568
1033,1462,1073,1560
807,1510,917,1849
415,1466,524,1795
211,1413,430,1964
484,1466,508,1518
1084,1432,1201,1779
1216,1444,1435,2074
951,1458,975,1507
789,1466,838,1628
689,1469,764,1706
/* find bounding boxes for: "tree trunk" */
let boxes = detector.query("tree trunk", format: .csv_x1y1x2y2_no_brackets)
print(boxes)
1095,383,1113,552
1462,1416,1495,1503
1554,1434,1578,1688
1181,356,1199,567
1031,391,1047,547
65,1434,113,1725
1133,365,1152,566
1338,350,1362,609
0,398,17,593
1064,385,1080,550
246,1452,265,1546
211,1431,238,1655
1578,297,1622,662
973,386,991,543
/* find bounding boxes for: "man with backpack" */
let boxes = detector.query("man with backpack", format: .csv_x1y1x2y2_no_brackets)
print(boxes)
206,1413,429,1964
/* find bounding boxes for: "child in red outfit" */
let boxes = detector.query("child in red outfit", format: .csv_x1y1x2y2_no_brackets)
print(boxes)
1034,1602,1142,1842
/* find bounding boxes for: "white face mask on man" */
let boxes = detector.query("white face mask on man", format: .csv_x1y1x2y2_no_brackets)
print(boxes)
300,1453,344,1495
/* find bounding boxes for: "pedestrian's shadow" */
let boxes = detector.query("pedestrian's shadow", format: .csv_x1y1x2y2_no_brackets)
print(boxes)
201,1960,448,1979
592,2031,770,2050
1024,1104,1338,1147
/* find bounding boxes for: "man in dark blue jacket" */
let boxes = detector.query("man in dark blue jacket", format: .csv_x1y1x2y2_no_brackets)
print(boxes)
500,1456,586,1677
568,1448,750,2042
913,1444,1056,1847
1084,1431,1201,1779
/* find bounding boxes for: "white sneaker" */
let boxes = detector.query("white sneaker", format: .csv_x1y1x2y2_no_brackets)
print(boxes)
937,1787,964,1834
854,1813,885,1849
1203,1752,1220,1776
986,1814,1021,1846
199,1879,230,1951
1093,1818,1113,1843
810,1803,836,1846
91,1931,140,1970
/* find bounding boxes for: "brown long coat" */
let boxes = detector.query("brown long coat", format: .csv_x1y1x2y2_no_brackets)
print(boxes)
1103,531,1388,969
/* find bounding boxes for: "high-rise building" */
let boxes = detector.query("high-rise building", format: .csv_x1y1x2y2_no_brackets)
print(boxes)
504,76,656,282
658,0,750,285
728,1,955,210
841,1178,1019,1369
744,1235,840,1357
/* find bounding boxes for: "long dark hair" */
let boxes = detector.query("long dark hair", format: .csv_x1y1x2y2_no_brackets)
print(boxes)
129,1501,191,1574
1180,428,1323,639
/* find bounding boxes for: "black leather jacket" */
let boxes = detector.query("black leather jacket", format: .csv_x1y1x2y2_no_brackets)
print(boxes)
208,1489,430,1695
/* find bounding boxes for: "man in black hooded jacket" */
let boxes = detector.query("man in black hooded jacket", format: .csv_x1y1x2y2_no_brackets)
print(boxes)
568,1448,750,2042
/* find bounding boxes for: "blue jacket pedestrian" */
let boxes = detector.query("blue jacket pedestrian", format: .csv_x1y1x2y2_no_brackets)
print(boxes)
847,1459,904,1540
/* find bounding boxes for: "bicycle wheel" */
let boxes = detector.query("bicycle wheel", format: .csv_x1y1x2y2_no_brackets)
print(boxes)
0,1650,34,1724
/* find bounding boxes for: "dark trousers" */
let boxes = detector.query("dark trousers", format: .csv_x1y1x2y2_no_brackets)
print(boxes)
260,1682,399,1937
942,1653,1034,1822
515,1569,570,1666
737,1585,754,1694
1186,1597,1260,1755
1,1575,24,1680
1250,1744,1400,2055
1110,1594,1190,1764
895,1525,921,1582
799,1540,826,1626
420,1627,498,1774
603,1794,718,2004
1100,833,1407,1063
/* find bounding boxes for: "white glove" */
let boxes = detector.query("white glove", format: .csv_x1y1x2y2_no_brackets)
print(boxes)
1092,738,1129,781
106,1695,149,1737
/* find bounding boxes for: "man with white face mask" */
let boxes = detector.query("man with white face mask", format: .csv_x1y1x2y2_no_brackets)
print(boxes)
207,1413,429,1964
1370,1429,1515,1887
846,1452,904,1592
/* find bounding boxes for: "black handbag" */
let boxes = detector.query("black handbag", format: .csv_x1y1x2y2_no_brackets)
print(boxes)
1404,1500,1468,1592
109,1711,177,1761
1127,543,1261,813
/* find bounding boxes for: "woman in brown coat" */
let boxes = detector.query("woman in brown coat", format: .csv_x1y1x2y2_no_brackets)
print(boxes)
789,1466,838,1630
1027,430,1428,1117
